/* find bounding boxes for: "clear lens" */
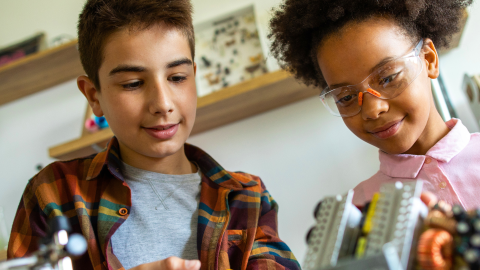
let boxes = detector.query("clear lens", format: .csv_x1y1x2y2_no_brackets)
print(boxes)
321,87,361,117
368,56,422,99
321,55,423,117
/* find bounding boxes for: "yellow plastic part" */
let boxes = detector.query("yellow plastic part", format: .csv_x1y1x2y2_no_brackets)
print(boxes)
355,236,367,259
362,192,380,234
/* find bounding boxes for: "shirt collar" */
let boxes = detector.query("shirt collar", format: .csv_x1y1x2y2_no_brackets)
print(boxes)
379,118,470,178
85,137,123,181
184,143,258,190
85,137,257,190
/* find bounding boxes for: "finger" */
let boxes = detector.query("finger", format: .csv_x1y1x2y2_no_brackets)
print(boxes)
420,192,438,208
162,257,185,269
162,257,201,270
184,260,201,270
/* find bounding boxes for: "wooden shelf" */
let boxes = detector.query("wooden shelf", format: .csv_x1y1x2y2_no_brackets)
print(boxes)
0,249,6,261
49,70,318,160
0,40,83,106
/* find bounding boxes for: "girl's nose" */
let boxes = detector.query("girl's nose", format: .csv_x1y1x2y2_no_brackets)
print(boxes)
361,89,388,120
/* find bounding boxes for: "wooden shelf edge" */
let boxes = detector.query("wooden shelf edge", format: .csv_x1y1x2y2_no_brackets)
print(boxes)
0,39,83,106
49,128,113,160
197,70,290,108
0,40,78,74
0,249,6,262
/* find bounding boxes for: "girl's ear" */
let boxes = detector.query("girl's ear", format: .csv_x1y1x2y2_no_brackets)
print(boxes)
77,75,104,117
423,38,439,79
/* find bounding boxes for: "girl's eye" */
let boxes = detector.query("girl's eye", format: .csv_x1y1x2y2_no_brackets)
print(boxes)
336,94,357,106
169,76,187,83
122,81,143,90
380,72,400,86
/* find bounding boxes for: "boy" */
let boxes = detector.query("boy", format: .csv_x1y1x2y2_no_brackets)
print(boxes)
8,1,300,269
268,0,479,208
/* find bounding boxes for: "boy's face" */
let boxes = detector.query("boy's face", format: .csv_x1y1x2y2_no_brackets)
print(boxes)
316,18,439,154
88,24,197,163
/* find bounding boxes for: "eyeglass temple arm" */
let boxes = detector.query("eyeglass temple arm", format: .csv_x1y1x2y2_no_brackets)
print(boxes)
414,39,424,55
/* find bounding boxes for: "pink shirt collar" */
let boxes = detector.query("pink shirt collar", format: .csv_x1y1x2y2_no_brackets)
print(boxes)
379,118,471,178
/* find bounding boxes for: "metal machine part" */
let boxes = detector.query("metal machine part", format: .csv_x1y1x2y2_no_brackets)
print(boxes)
303,181,427,270
304,190,362,269
0,216,87,270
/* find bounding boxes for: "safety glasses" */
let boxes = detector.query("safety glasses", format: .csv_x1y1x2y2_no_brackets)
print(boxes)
319,40,424,117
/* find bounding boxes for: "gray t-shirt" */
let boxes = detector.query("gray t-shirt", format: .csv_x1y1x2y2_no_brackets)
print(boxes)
111,162,202,270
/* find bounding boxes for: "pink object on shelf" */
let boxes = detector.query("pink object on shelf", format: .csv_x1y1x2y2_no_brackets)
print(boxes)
85,119,99,133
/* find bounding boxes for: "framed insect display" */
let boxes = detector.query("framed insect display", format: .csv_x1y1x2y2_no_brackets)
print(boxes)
194,5,268,97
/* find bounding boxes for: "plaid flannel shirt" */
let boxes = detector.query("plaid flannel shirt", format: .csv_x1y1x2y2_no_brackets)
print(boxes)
8,137,299,270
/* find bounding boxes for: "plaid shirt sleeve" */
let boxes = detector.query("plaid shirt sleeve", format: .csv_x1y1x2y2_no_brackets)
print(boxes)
8,175,49,259
247,181,300,270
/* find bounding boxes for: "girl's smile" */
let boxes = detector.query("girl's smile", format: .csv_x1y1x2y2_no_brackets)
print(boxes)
367,116,405,140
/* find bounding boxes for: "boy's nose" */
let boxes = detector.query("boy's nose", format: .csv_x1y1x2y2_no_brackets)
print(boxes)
148,82,174,115
360,89,388,120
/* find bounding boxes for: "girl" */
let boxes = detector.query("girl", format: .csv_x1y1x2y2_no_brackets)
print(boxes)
269,0,480,209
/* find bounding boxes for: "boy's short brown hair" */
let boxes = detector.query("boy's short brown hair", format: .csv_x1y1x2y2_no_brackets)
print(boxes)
78,0,195,89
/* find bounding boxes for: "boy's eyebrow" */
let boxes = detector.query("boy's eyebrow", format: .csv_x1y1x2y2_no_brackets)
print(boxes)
166,58,193,69
109,65,146,76
108,58,193,76
328,56,396,89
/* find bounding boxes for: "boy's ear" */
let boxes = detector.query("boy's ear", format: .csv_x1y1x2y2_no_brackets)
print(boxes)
193,62,197,75
77,75,104,117
423,38,439,79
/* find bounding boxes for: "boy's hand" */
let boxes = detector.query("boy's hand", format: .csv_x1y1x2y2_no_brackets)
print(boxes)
129,257,201,270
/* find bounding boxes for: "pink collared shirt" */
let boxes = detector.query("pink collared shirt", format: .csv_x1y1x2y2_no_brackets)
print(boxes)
353,118,480,210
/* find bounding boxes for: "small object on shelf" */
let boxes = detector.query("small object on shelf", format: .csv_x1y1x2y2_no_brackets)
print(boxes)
85,118,99,133
94,116,109,129
0,32,46,68
84,114,108,133
194,5,268,97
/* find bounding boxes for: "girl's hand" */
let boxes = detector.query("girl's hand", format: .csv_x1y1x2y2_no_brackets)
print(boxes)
129,257,201,270
420,191,438,208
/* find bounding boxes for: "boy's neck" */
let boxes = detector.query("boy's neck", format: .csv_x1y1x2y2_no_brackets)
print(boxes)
118,142,197,175
403,102,450,156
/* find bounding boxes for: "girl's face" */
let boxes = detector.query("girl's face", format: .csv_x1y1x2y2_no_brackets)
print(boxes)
317,17,441,155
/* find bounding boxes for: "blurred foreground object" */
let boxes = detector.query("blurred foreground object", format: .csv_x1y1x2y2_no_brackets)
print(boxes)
304,181,427,270
304,180,480,270
0,216,87,270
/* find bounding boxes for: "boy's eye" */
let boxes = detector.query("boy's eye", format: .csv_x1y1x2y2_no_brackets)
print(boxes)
122,81,144,90
168,75,187,83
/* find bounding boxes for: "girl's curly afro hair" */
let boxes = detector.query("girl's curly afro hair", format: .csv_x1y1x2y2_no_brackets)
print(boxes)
269,0,473,89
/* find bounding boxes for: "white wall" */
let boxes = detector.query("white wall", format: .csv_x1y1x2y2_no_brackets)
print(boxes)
439,2,480,132
0,0,479,264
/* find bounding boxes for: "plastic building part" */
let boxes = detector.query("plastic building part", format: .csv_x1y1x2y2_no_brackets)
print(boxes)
304,190,362,269
303,180,428,270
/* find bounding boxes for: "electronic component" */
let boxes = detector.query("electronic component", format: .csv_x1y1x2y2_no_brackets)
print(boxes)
304,190,362,269
303,181,428,270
